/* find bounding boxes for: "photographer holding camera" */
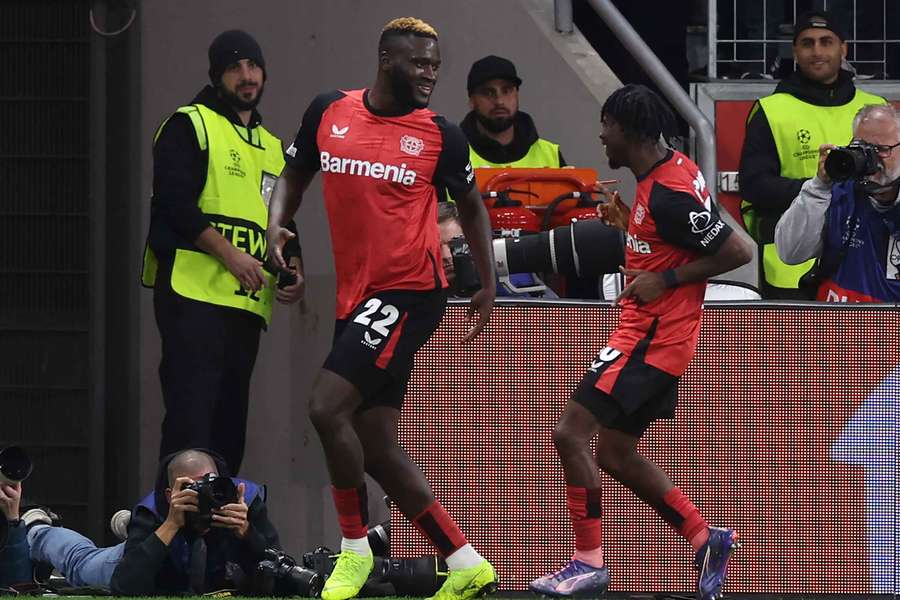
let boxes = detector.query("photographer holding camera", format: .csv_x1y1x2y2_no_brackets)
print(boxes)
109,449,283,595
775,104,900,302
2,449,289,595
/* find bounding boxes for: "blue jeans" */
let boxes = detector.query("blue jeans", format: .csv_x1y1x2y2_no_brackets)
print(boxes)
27,525,124,587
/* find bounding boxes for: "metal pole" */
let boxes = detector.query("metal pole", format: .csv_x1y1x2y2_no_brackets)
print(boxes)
88,0,107,544
708,0,717,78
555,0,574,34
586,0,719,203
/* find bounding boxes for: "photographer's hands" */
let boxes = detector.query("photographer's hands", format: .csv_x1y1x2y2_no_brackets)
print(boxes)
0,481,21,520
817,144,837,185
212,482,249,539
156,476,199,545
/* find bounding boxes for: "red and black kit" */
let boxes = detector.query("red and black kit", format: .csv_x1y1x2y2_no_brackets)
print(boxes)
286,89,474,405
575,150,733,434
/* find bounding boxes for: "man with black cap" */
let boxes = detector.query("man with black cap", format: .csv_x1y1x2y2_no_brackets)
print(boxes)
141,30,304,475
739,10,886,299
462,55,565,169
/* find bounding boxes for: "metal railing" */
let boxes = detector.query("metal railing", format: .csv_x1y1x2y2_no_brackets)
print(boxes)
553,0,719,205
709,0,900,79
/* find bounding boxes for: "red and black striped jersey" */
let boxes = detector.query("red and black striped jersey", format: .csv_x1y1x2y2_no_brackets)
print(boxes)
286,89,474,319
609,150,733,376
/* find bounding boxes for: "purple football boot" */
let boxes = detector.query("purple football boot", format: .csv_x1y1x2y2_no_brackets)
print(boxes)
529,559,609,598
694,527,740,600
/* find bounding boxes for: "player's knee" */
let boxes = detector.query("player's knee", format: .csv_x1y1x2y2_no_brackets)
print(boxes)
308,394,347,433
552,422,584,457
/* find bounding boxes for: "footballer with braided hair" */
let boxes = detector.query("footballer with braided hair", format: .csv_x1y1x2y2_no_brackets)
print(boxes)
267,16,497,600
529,84,752,600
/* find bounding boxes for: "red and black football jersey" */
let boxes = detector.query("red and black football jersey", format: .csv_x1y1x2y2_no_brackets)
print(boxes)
285,89,474,319
606,150,732,377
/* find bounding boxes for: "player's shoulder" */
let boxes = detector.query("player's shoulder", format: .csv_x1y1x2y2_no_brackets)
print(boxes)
649,150,700,192
307,89,352,114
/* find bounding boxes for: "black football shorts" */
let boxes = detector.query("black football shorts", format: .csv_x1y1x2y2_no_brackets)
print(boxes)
572,344,679,437
323,288,447,410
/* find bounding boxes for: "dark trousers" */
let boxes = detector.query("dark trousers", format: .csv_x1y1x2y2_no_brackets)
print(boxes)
154,283,262,475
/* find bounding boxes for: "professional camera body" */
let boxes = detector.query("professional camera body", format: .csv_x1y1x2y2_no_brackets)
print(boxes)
824,140,882,181
182,473,238,534
254,548,323,597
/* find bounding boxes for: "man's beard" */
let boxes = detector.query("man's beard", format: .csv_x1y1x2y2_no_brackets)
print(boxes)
220,82,264,112
474,111,514,134
866,160,900,207
388,67,427,109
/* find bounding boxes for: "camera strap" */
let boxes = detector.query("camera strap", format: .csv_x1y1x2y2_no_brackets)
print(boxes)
189,537,208,595
816,200,862,283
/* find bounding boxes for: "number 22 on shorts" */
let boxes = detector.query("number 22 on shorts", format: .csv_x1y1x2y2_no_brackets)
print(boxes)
353,297,401,346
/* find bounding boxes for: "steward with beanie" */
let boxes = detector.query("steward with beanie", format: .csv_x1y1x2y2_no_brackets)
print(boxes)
738,10,886,299
141,30,304,475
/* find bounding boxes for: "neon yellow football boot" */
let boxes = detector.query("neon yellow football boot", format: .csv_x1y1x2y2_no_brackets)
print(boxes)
427,560,499,600
321,550,374,600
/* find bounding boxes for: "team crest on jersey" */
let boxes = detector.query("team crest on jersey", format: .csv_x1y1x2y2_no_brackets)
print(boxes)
633,204,645,225
399,134,424,156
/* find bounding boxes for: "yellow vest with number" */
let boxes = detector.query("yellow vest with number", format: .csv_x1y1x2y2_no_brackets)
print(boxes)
747,88,885,289
141,104,285,324
469,137,561,169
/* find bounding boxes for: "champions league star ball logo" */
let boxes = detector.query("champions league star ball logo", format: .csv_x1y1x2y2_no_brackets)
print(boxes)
399,135,424,156
797,129,812,145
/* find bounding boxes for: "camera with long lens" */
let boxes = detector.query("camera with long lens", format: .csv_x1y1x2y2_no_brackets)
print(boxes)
368,555,448,597
448,236,482,297
303,543,447,597
824,140,882,181
253,548,323,597
493,219,625,293
0,446,33,551
181,473,238,535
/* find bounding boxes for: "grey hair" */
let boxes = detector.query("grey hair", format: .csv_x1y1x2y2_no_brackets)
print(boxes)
852,104,900,132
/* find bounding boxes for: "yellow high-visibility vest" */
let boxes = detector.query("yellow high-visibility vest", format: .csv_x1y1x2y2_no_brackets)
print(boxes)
746,88,885,289
142,104,285,324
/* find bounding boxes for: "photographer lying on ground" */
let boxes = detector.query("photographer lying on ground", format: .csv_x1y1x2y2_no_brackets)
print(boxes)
775,104,900,302
0,449,285,595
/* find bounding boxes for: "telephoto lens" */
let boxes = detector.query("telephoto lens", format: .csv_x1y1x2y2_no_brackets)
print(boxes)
0,446,33,485
367,520,390,557
0,446,32,551
494,218,624,290
372,556,448,596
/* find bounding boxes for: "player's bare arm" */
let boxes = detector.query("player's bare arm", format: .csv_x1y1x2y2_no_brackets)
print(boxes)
266,163,315,270
453,183,496,342
617,231,753,304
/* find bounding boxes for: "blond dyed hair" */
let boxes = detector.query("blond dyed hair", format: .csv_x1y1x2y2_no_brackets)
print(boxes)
380,17,438,44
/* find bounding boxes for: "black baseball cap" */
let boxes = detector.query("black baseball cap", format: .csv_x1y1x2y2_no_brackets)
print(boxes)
208,29,266,84
793,10,847,43
467,55,522,95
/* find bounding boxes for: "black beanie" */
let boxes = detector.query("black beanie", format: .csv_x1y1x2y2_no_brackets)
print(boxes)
208,29,266,84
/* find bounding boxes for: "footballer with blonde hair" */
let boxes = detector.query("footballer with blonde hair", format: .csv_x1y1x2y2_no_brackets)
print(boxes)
267,16,498,600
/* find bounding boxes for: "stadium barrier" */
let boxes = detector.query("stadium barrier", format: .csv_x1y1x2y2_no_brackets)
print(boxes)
393,300,899,595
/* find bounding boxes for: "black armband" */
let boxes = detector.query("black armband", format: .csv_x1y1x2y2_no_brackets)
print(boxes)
662,269,679,288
